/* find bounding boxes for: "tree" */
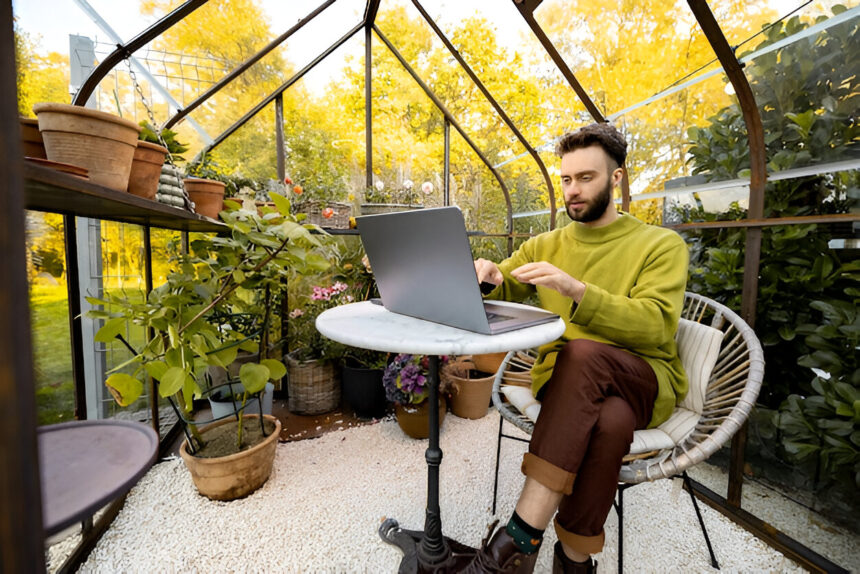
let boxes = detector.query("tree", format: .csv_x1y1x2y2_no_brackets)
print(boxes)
14,19,69,116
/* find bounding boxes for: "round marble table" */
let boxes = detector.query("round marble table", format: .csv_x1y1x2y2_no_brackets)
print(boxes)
317,301,565,572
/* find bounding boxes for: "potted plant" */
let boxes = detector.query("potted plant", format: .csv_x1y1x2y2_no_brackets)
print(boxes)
383,354,451,439
184,151,229,218
443,356,495,420
342,347,390,419
85,194,332,500
360,179,431,215
285,280,349,415
287,174,352,230
126,121,172,200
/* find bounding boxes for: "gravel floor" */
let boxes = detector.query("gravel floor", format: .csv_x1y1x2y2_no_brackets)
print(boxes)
66,412,849,573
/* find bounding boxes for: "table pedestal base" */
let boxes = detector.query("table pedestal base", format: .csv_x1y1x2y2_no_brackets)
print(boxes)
379,518,476,573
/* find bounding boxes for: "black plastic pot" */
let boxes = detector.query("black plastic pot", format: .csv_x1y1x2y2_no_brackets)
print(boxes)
342,363,387,419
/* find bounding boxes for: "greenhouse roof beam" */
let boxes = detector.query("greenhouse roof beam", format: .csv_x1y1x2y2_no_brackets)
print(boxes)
373,24,514,248
71,0,208,108
364,0,382,29
412,0,557,230
512,0,604,123
202,21,364,157
163,0,338,131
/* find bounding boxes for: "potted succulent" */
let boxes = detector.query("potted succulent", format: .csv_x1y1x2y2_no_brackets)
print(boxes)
86,194,332,500
383,354,451,439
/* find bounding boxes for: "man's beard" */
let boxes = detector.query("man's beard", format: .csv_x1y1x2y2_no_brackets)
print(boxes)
565,178,613,223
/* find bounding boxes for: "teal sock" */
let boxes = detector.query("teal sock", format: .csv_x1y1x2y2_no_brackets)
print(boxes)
506,511,544,554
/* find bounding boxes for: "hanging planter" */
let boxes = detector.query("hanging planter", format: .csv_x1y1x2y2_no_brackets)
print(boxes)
184,177,226,219
33,102,140,190
127,141,168,200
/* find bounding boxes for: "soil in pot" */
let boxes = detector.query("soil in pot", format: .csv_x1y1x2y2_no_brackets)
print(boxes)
193,417,277,459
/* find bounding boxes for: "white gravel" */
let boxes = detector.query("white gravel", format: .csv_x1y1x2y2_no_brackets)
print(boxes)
71,412,842,573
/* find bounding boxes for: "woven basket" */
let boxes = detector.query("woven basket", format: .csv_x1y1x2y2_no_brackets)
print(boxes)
445,357,494,420
285,354,341,415
293,200,352,229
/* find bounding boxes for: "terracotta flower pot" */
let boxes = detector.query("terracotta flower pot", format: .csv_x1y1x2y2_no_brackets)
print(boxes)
471,352,508,374
184,177,226,219
449,373,494,420
127,141,168,200
179,414,281,501
395,396,447,439
33,103,140,190
20,117,46,159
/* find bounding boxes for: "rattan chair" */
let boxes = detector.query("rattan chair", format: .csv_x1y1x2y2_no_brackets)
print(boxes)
490,292,765,572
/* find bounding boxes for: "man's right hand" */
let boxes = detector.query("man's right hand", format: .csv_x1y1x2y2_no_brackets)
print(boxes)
474,258,503,285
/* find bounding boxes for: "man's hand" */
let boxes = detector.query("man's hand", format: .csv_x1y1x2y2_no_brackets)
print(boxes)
474,258,503,285
511,262,586,302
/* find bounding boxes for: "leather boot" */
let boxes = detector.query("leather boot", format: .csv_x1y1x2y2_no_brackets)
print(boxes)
552,541,596,573
460,522,540,573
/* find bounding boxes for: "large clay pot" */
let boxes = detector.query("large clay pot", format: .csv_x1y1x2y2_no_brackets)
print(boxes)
395,396,447,439
127,141,167,199
472,352,508,374
20,117,46,159
184,177,226,219
179,414,281,501
449,373,494,420
33,103,140,190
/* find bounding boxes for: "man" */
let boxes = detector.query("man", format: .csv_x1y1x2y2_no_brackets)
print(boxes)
468,123,689,573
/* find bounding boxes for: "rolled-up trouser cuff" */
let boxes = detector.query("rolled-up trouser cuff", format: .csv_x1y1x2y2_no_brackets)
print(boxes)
521,453,576,495
554,519,605,555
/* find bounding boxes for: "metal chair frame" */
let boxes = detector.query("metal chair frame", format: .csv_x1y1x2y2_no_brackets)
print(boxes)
490,292,765,572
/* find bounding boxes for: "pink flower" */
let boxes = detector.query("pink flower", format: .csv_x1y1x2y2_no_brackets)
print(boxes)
421,181,433,194
289,308,304,318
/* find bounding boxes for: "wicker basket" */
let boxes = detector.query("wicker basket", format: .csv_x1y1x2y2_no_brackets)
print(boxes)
285,354,341,415
293,200,352,229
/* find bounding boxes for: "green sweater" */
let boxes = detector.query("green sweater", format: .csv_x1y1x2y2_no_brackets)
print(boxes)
487,212,689,428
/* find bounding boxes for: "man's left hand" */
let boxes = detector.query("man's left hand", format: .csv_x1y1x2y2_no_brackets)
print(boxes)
511,262,586,302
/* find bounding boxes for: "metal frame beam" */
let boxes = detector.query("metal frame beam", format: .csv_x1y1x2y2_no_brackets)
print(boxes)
412,0,556,229
163,0,337,131
201,22,365,156
373,25,515,252
688,0,766,510
1,1,45,569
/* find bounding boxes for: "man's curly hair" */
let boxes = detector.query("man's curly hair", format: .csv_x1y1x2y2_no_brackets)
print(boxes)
554,123,628,168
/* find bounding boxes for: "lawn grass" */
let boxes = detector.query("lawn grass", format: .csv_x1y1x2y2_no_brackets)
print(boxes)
29,282,75,425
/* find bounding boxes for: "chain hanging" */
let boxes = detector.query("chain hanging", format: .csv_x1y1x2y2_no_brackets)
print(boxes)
126,58,194,212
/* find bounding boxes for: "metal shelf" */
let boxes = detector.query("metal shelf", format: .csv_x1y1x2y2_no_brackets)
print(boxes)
23,162,225,233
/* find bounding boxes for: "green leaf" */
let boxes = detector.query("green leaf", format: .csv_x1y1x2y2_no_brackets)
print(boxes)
239,363,270,394
159,366,186,397
105,373,143,407
211,344,239,368
270,193,291,216
232,269,245,284
94,317,126,344
144,360,169,381
261,358,286,381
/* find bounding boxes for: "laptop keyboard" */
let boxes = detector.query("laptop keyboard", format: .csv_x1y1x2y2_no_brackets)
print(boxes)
486,311,515,323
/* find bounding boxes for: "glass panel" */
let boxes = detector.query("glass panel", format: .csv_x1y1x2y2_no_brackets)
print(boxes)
26,212,76,425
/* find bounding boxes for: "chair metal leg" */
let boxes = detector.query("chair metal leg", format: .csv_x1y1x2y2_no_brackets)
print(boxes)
616,484,625,574
492,413,504,515
683,471,720,569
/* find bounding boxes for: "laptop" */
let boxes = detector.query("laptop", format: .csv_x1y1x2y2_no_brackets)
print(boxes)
355,206,559,335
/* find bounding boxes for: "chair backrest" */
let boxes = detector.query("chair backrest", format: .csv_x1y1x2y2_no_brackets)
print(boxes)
491,292,765,484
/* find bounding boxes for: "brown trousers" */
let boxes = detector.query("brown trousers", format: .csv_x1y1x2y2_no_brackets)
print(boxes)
521,339,658,554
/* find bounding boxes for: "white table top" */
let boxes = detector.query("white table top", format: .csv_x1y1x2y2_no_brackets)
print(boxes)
316,300,566,356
